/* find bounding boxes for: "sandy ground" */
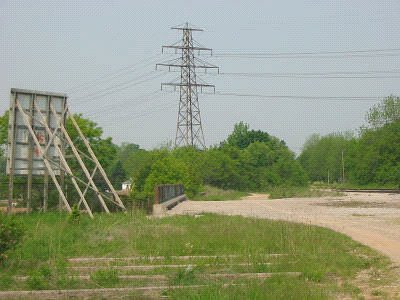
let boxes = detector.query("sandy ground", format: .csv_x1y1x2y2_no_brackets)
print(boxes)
169,192,400,264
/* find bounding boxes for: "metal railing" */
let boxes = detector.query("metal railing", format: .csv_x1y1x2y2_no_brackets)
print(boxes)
154,184,184,204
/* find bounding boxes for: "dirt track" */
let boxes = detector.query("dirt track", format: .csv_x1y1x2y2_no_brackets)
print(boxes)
169,192,400,264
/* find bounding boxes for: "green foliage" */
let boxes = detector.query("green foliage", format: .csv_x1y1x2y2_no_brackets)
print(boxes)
0,111,9,176
300,96,400,187
1,213,391,298
127,123,308,200
191,185,248,201
200,147,242,190
143,156,201,198
109,160,127,189
366,95,400,129
352,120,400,186
0,213,25,263
67,205,81,224
171,267,197,285
26,266,52,290
299,132,356,183
90,269,119,287
268,186,343,199
0,111,9,154
66,114,117,171
225,121,285,150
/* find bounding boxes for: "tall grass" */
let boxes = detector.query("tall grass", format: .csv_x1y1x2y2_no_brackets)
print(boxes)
0,212,392,298
191,185,249,201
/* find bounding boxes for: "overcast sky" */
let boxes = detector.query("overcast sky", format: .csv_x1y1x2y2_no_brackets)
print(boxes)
1,0,399,153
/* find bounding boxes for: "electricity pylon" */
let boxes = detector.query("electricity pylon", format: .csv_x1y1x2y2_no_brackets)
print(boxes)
157,23,218,149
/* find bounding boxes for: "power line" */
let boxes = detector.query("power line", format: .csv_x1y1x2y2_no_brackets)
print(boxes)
66,54,161,94
214,47,400,57
217,71,400,79
213,91,381,100
214,53,400,59
81,89,161,118
69,71,165,105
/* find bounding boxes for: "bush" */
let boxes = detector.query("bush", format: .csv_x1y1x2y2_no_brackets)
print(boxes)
0,213,24,262
67,204,81,224
143,156,201,198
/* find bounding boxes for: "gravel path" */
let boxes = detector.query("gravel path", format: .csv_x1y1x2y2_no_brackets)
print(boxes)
169,192,400,264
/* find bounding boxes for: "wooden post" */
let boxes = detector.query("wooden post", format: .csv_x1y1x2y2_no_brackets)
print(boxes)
43,173,49,212
51,107,110,213
34,103,94,218
68,113,126,211
43,95,50,212
7,94,17,215
154,185,160,204
16,100,72,212
26,94,34,212
341,150,345,184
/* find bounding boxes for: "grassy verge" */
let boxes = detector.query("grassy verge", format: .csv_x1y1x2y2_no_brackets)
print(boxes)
313,181,399,190
0,212,394,298
268,186,344,199
192,185,249,201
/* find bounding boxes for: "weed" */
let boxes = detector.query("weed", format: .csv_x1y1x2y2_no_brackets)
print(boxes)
67,204,81,224
171,266,197,285
90,269,119,287
371,289,386,296
192,185,248,201
0,213,393,298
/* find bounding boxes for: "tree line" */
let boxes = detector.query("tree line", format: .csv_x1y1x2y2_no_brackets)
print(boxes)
0,95,398,210
299,96,400,187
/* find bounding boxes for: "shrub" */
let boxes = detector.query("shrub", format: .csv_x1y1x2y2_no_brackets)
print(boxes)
0,213,25,263
67,204,81,224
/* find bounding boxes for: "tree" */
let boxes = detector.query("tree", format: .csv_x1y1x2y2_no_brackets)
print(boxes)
0,111,9,157
143,156,200,198
352,120,400,186
366,95,400,129
109,160,127,189
299,133,356,183
225,122,287,152
201,147,241,189
0,214,24,263
66,114,117,170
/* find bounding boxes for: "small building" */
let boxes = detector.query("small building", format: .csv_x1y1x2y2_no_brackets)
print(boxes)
121,180,132,191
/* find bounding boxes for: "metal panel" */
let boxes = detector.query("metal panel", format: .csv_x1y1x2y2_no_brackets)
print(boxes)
7,88,66,176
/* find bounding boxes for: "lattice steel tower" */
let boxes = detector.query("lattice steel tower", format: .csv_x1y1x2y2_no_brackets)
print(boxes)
157,23,218,149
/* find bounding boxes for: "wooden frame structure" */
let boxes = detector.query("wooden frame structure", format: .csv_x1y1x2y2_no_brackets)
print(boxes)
7,88,126,217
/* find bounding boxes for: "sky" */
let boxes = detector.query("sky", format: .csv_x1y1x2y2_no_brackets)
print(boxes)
1,0,400,153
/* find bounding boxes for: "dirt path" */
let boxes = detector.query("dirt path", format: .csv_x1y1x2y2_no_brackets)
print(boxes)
169,192,400,264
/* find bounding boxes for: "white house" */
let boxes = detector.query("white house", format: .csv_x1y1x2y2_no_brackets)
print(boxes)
121,180,132,191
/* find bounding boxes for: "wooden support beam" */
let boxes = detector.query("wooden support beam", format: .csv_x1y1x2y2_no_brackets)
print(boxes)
50,106,110,213
7,94,17,215
15,100,72,212
33,103,94,218
68,113,126,211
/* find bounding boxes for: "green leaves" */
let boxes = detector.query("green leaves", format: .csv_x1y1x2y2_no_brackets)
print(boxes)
0,214,25,263
143,156,200,198
300,96,400,187
366,95,400,129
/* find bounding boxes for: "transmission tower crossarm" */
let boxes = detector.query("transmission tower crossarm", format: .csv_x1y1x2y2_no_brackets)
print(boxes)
171,26,203,31
158,23,218,149
161,83,215,88
162,45,212,52
156,62,218,70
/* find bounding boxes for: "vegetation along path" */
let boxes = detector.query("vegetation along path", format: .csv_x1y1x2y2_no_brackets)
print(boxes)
170,192,400,264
